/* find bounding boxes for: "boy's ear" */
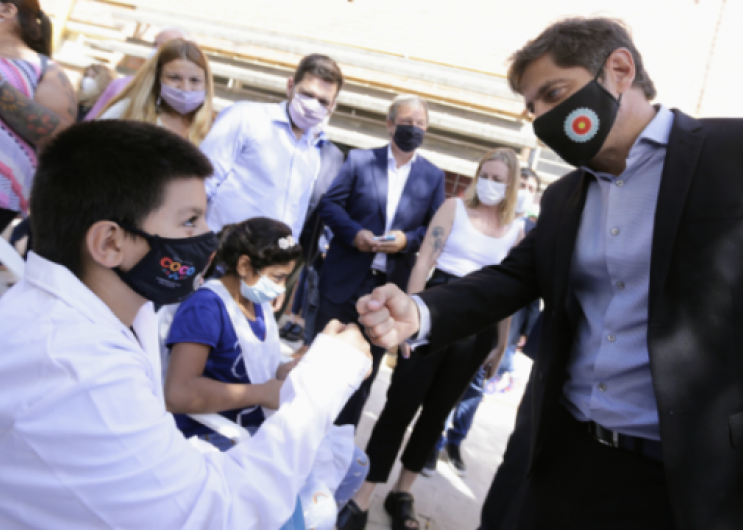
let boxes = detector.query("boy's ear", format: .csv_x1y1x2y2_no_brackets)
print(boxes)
84,221,129,269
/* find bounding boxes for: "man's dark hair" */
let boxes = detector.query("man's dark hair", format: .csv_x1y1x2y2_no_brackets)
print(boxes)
508,17,656,101
520,167,541,191
30,120,213,278
294,53,344,94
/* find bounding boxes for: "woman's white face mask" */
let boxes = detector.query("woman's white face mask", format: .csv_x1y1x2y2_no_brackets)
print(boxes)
476,179,507,206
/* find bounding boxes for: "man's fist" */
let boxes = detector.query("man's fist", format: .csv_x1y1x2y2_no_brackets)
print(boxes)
357,283,420,349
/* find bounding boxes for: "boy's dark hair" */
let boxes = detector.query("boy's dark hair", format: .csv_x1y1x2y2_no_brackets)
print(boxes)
30,120,213,278
520,167,541,191
207,217,302,277
294,53,344,94
508,17,656,101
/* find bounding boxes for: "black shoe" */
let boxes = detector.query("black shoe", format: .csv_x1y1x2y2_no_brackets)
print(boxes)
284,323,304,341
278,321,294,338
446,443,467,477
420,448,439,477
337,499,368,530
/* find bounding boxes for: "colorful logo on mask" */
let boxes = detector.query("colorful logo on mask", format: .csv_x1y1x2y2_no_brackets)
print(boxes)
160,257,196,281
564,108,600,143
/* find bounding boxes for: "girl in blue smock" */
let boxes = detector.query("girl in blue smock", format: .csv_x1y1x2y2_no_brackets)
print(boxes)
165,217,368,530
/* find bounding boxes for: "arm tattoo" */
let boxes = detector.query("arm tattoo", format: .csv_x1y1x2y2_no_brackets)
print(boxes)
431,226,445,256
0,79,62,146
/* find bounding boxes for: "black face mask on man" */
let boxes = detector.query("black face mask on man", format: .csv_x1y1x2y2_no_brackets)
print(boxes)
532,63,621,168
393,124,425,153
113,223,218,305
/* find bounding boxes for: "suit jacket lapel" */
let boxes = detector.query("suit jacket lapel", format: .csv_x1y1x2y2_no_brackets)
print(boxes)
553,170,590,311
648,110,705,321
373,147,389,224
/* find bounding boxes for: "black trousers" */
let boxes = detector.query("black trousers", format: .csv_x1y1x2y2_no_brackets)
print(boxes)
478,372,533,530
515,404,675,530
365,270,497,482
314,270,388,427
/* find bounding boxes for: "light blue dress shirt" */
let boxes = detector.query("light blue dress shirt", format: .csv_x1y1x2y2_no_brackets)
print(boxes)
562,105,674,441
202,101,322,238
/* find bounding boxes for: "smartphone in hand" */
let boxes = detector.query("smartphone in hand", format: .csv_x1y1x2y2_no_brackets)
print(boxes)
373,234,397,242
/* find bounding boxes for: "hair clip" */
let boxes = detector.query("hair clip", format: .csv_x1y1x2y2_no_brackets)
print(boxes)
278,236,296,250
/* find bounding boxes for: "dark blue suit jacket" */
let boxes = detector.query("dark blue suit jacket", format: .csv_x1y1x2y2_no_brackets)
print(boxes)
318,146,445,304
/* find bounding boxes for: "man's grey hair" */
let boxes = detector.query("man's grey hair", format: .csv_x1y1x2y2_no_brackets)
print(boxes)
387,94,429,123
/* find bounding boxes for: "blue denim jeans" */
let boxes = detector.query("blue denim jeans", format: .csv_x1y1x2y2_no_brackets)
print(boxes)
436,367,486,451
199,432,306,529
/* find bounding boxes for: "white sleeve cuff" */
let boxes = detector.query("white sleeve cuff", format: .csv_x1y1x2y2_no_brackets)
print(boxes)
406,295,431,349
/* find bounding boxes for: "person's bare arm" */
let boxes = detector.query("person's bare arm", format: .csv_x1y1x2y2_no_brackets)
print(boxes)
164,342,282,413
0,62,75,147
483,317,511,379
406,198,457,294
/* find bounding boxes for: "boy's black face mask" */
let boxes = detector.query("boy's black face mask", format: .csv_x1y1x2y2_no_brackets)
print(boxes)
532,66,621,168
113,223,218,305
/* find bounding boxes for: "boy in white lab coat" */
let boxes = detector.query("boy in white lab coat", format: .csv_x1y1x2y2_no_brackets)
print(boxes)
0,120,372,529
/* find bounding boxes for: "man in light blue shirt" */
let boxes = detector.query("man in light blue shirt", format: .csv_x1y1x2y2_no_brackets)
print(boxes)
201,54,344,239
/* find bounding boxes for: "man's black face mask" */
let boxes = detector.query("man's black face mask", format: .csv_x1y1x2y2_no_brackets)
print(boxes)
532,61,622,168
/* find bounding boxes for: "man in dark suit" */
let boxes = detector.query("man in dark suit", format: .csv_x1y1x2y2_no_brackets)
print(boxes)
315,94,445,427
357,17,743,530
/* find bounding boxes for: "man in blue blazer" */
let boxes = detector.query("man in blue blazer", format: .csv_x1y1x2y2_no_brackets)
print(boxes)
316,95,445,427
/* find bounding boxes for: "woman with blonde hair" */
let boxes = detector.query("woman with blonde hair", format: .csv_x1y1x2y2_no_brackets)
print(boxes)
98,38,214,145
338,147,524,530
76,64,115,122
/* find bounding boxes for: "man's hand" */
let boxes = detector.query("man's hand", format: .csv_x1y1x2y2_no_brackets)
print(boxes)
357,283,420,350
482,346,506,379
259,378,285,409
371,230,407,254
354,230,377,252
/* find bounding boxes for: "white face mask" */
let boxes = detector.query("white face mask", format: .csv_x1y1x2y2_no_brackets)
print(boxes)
80,77,97,95
476,179,507,206
516,189,534,214
240,274,285,305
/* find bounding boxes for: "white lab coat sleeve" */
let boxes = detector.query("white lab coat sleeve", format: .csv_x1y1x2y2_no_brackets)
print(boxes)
18,331,369,530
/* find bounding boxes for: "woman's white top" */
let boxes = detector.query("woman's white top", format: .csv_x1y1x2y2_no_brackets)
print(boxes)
99,97,163,126
436,198,521,277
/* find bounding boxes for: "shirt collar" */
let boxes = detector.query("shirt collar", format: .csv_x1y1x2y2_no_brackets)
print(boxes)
315,130,329,148
634,104,674,148
387,144,418,169
582,104,674,179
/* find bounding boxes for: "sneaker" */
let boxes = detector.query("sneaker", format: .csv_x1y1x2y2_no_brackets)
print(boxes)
278,321,294,338
420,448,439,477
445,443,467,477
284,323,304,342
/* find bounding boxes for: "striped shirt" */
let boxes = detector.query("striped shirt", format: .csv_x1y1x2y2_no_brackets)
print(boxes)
0,56,44,213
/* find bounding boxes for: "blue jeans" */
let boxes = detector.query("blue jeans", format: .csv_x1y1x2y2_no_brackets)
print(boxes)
436,367,486,451
199,432,306,529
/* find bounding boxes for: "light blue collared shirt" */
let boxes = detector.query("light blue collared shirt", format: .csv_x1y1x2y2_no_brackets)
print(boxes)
562,105,674,441
202,101,322,238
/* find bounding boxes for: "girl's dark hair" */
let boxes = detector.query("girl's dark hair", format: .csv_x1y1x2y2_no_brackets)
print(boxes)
206,217,302,278
3,1,52,56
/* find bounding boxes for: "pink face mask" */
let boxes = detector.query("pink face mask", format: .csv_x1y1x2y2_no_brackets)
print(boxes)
288,93,329,130
159,83,206,115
